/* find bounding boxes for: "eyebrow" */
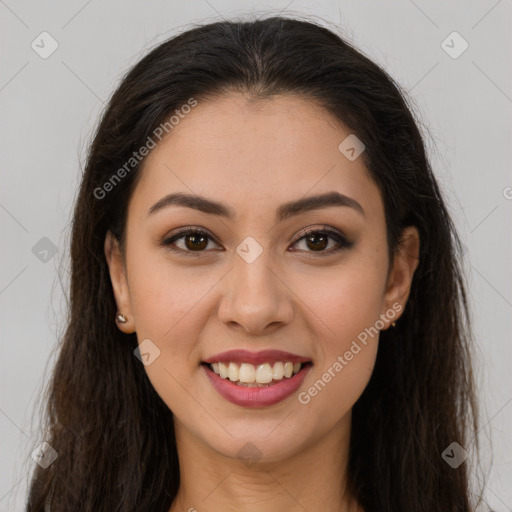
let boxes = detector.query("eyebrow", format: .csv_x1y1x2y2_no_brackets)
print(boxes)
147,191,365,221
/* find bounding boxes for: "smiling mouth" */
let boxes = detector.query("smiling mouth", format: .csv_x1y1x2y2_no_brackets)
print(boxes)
201,361,313,387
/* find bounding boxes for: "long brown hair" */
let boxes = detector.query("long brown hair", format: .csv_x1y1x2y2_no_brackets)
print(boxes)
26,15,484,511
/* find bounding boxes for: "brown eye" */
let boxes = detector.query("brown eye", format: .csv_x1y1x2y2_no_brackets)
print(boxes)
303,232,329,251
162,228,219,255
183,233,208,251
162,226,353,258
290,227,354,256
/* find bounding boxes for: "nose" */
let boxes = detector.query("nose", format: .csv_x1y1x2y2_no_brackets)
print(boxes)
218,251,294,336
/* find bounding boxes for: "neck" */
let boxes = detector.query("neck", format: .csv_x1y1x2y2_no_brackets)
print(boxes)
169,412,363,512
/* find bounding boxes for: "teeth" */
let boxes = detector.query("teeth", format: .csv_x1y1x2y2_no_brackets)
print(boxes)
228,362,239,382
239,363,256,383
255,363,273,383
208,361,305,385
272,362,283,379
218,362,228,379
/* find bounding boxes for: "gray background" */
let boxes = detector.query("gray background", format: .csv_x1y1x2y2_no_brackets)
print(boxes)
1,1,511,510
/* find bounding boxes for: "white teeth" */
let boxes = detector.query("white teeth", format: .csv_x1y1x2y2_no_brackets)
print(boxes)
239,363,256,383
228,362,239,382
208,360,305,385
255,363,273,384
283,362,293,378
272,362,284,379
218,362,228,379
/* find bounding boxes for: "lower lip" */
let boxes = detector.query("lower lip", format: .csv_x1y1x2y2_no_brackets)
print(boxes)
202,363,312,408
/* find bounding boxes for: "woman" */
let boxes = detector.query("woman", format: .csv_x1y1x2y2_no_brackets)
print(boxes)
27,15,483,512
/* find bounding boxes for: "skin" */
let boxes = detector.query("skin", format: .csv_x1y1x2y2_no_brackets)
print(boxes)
105,93,420,512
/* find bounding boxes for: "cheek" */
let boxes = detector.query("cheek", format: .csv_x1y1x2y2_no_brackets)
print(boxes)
294,266,383,417
291,253,388,343
290,255,385,411
125,250,214,413
125,246,217,403
126,243,213,341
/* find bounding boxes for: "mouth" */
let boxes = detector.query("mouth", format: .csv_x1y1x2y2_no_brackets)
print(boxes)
201,350,313,407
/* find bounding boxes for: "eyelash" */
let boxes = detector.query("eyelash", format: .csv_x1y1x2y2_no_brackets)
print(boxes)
161,225,353,258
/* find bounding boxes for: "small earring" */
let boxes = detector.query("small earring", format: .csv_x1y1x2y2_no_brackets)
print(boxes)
391,321,396,327
116,313,127,324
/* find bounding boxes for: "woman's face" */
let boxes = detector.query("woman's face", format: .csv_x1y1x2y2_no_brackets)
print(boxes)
106,93,419,462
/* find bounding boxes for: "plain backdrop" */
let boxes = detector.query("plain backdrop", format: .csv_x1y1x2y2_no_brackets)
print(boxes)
1,1,511,510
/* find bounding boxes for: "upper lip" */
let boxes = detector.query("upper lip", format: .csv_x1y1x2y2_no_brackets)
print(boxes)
203,349,311,366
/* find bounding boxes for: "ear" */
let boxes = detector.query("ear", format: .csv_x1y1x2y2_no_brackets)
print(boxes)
104,230,136,334
381,226,420,329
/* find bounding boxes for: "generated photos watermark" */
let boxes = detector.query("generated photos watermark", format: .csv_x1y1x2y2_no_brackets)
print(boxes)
298,302,402,405
93,97,197,200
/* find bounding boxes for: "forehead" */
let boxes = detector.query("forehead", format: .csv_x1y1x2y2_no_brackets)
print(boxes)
148,93,348,164
130,93,384,223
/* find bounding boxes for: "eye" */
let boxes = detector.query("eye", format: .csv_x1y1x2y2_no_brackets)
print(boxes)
161,227,220,256
290,226,353,257
161,225,353,257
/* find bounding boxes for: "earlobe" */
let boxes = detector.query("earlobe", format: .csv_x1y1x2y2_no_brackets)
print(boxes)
382,226,420,328
104,230,136,334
